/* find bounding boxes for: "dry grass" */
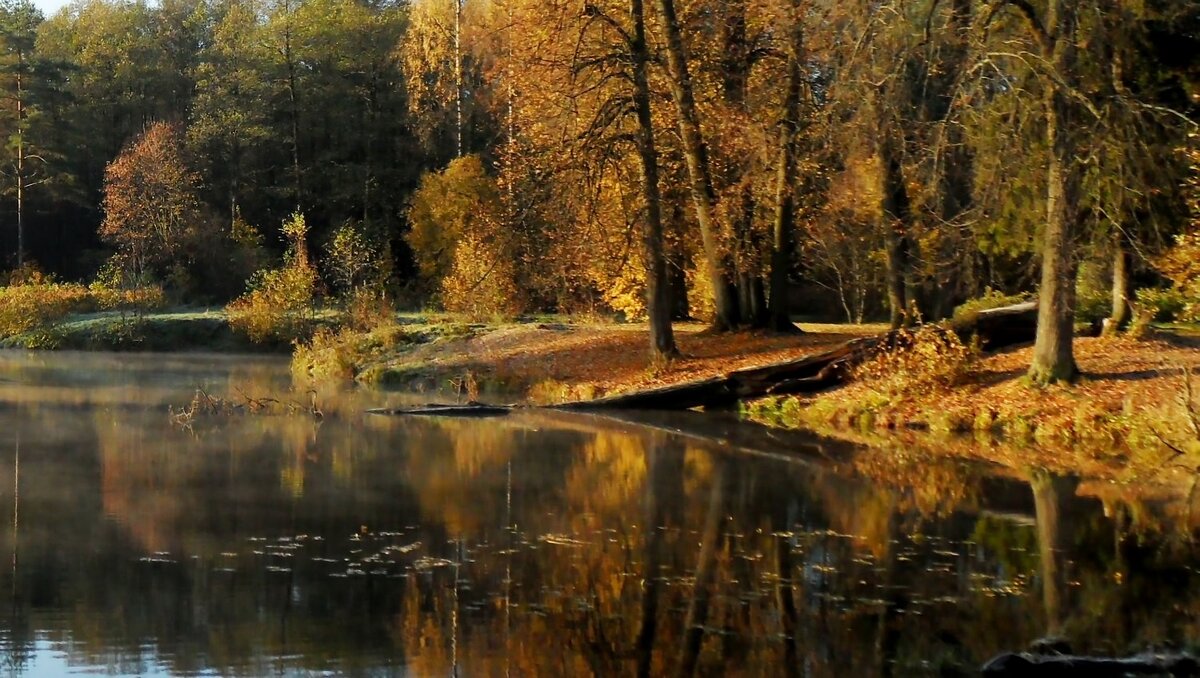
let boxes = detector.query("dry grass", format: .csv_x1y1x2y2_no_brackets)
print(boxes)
749,331,1200,482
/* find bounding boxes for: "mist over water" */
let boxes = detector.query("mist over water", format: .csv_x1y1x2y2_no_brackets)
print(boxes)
0,350,1195,676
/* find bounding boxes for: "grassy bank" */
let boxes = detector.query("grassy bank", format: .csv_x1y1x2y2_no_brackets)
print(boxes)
0,309,290,353
293,319,885,402
744,330,1200,481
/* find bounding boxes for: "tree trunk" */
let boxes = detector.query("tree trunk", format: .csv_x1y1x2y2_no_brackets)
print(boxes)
283,2,303,212
15,48,24,270
630,0,677,364
879,129,912,330
1104,230,1132,336
454,0,464,158
1028,0,1080,385
652,0,738,331
769,9,804,333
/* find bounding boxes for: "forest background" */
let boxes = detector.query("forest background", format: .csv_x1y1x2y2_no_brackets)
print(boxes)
0,0,1195,382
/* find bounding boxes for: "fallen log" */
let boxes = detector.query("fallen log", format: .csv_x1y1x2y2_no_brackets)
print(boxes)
557,303,1039,411
952,301,1040,351
372,303,1042,416
981,651,1199,677
367,402,514,418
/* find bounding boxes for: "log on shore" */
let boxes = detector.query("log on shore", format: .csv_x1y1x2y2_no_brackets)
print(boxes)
952,301,1039,351
557,302,1039,412
367,403,514,418
981,651,1199,677
371,303,1041,416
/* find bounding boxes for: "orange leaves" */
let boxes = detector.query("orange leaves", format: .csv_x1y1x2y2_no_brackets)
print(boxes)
99,122,201,279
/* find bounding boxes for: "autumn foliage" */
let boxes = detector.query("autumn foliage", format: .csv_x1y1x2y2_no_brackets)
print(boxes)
226,213,318,343
1152,144,1200,322
100,122,202,284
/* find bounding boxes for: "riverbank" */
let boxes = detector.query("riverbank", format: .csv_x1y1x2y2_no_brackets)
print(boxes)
744,330,1200,482
301,319,886,401
0,309,288,353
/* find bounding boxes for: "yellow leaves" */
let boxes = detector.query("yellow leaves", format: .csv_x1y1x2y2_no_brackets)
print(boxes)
440,232,524,320
227,213,318,344
851,325,978,398
408,155,503,283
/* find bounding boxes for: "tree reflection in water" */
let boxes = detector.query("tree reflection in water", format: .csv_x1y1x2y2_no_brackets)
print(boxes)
0,354,1197,675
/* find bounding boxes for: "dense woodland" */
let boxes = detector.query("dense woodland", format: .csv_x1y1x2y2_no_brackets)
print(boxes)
0,0,1197,382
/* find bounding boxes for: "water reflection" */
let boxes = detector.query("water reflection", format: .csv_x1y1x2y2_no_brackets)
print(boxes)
0,350,1197,676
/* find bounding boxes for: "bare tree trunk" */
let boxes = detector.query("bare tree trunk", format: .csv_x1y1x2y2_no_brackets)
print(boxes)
1104,230,1132,335
1029,0,1080,384
770,9,805,332
880,131,912,329
15,48,24,270
630,0,677,364
454,0,464,158
652,0,738,331
282,0,303,211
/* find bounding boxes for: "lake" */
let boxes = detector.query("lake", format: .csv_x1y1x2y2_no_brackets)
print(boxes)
0,350,1196,676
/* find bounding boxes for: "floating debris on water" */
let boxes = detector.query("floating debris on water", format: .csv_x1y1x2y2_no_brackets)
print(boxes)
412,557,454,570
539,534,589,547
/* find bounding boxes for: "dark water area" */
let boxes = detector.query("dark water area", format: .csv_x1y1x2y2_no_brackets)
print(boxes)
0,350,1197,676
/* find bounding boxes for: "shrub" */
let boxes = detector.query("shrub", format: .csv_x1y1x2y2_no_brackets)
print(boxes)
440,232,524,320
952,288,1029,324
1074,287,1111,326
853,324,978,398
292,322,415,384
0,272,165,340
1136,287,1188,323
1154,231,1200,322
344,287,394,332
227,213,318,344
0,282,92,337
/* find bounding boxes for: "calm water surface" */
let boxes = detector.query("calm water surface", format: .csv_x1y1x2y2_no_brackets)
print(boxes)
0,350,1197,676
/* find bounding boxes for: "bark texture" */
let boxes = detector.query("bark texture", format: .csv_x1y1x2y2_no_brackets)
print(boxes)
1029,0,1081,385
652,0,738,331
630,0,678,363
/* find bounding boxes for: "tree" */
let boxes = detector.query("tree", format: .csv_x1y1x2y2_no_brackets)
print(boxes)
979,0,1083,384
0,0,44,269
402,0,477,163
627,0,677,361
189,0,270,230
99,121,201,283
652,0,738,331
767,0,806,333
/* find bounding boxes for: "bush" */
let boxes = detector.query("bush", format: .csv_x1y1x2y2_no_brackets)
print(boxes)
0,282,92,337
227,213,318,344
952,288,1029,324
0,275,165,340
292,323,415,384
853,324,978,398
344,288,394,332
1074,288,1111,326
1137,287,1188,323
1154,231,1200,322
440,232,524,320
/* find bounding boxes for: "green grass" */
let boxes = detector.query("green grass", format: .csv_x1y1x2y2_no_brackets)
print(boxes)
0,309,286,353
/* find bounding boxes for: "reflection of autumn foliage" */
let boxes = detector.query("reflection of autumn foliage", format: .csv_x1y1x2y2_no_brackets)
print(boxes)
403,419,516,536
97,412,193,554
566,433,647,515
